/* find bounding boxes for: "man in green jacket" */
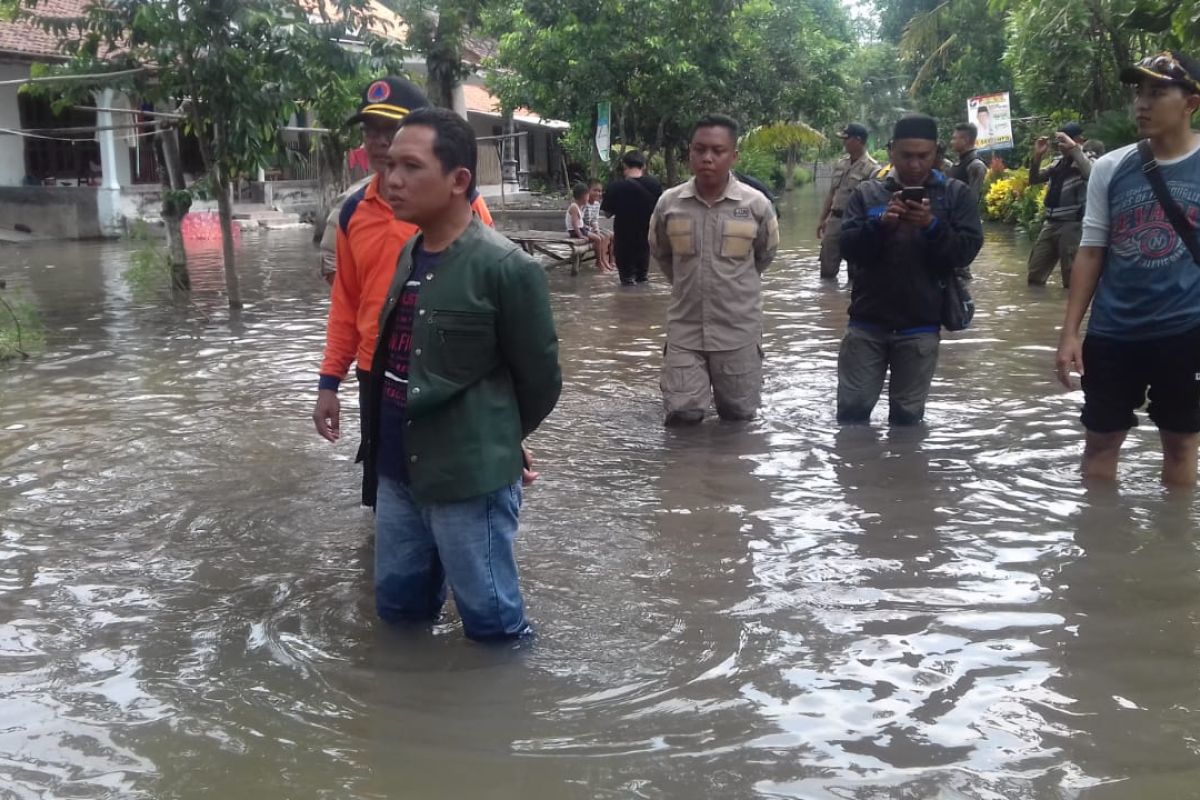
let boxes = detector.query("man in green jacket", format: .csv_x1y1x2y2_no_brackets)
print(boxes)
365,108,561,641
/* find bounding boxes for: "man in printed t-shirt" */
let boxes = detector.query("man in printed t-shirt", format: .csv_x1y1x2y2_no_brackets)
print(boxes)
1055,50,1200,487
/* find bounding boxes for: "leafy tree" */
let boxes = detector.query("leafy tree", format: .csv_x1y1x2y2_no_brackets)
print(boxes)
486,0,853,186
388,0,483,110
844,42,912,147
881,0,1199,152
22,0,403,309
896,0,1016,130
741,121,826,191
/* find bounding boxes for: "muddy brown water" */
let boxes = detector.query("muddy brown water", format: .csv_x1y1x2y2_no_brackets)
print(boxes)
1,187,1198,799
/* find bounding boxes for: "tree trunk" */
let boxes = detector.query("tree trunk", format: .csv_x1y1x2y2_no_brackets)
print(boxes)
155,120,189,291
214,166,242,309
427,56,456,110
665,141,679,186
785,147,797,192
647,118,664,169
313,135,346,243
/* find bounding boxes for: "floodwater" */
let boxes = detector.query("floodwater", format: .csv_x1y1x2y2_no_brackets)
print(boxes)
1,185,1198,800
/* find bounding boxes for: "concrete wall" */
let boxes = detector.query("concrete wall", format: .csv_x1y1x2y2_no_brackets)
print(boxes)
0,186,101,238
252,180,320,218
492,208,563,232
118,186,217,228
0,62,30,187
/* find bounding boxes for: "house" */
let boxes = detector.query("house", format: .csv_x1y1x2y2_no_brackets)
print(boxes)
0,0,567,239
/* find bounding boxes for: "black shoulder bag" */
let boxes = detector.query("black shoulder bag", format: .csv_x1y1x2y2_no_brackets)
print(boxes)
939,183,975,331
941,270,975,331
1137,139,1200,266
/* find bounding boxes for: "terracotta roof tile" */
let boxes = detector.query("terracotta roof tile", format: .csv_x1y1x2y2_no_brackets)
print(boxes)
0,0,89,60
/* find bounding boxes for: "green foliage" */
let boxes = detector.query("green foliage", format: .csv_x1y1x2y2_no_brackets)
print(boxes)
846,43,912,145
1088,109,1140,151
0,291,43,361
162,189,193,219
792,166,814,186
873,0,1200,146
895,0,1016,130
122,220,171,300
386,0,481,108
736,144,779,190
486,0,854,166
1002,0,1130,120
742,121,826,155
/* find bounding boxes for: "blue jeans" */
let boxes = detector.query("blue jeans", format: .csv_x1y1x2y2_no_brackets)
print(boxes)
374,476,531,641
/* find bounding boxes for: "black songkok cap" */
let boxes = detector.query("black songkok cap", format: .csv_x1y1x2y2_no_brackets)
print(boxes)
892,114,938,142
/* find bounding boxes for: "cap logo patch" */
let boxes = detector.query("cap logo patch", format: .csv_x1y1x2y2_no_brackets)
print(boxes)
366,81,391,103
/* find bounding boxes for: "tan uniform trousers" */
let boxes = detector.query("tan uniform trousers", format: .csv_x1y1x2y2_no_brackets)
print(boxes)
1027,219,1082,288
661,342,763,424
819,214,846,279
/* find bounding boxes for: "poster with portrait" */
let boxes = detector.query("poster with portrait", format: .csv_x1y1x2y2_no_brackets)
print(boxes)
966,92,1013,150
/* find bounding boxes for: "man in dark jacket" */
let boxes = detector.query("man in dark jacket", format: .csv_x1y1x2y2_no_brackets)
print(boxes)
837,114,984,426
1026,121,1092,288
365,108,561,641
949,122,988,201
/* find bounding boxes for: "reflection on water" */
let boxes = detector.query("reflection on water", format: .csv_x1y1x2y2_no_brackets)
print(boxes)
1,186,1198,799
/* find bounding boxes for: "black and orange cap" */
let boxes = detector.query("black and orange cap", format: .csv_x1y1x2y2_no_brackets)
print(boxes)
346,76,430,125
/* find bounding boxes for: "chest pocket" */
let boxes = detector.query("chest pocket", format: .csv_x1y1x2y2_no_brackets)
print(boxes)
666,215,696,257
429,310,497,383
720,218,758,259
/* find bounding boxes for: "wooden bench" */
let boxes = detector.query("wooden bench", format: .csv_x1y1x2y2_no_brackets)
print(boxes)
504,230,596,275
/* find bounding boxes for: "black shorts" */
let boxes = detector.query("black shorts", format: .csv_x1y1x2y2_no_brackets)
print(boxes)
1080,325,1200,434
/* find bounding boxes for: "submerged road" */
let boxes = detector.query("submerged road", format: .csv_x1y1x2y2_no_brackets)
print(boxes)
0,185,1196,799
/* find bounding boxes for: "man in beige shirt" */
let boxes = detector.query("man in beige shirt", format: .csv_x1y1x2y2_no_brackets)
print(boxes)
817,123,879,281
649,113,779,426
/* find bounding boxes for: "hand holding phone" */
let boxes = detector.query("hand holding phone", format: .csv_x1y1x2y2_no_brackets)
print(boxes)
900,186,926,204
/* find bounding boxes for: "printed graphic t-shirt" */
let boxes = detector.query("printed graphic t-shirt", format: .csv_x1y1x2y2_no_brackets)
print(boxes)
377,247,441,482
1081,140,1200,340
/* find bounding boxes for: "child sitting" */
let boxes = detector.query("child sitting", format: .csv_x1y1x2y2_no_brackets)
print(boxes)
565,182,612,272
584,180,615,272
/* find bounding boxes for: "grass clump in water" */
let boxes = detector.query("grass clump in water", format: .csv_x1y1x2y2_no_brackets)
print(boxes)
123,220,172,300
0,288,44,361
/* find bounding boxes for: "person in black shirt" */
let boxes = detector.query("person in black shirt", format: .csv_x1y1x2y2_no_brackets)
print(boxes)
601,151,663,285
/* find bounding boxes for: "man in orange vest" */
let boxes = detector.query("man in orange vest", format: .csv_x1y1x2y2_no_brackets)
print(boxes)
312,76,493,506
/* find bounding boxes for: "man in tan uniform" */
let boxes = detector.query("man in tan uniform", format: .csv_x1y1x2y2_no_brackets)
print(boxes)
817,123,878,281
650,113,779,426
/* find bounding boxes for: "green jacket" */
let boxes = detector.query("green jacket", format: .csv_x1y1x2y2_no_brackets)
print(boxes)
367,218,561,505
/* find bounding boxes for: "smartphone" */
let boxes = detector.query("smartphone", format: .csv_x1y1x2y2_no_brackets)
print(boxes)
900,186,926,203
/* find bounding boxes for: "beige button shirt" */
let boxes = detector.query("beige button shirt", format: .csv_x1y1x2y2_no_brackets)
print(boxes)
649,175,779,351
827,153,880,213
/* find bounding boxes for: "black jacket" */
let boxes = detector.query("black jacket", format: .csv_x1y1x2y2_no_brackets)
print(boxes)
840,171,983,331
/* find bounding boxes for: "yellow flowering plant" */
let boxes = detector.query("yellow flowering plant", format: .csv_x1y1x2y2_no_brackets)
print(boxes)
982,167,1047,238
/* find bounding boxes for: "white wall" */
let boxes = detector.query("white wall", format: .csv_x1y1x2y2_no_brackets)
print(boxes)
0,61,30,187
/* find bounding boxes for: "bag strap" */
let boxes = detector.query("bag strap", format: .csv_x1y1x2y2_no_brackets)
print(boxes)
1137,139,1200,265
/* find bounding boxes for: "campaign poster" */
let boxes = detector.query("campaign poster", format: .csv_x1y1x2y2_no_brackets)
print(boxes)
596,101,611,159
966,92,1013,151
